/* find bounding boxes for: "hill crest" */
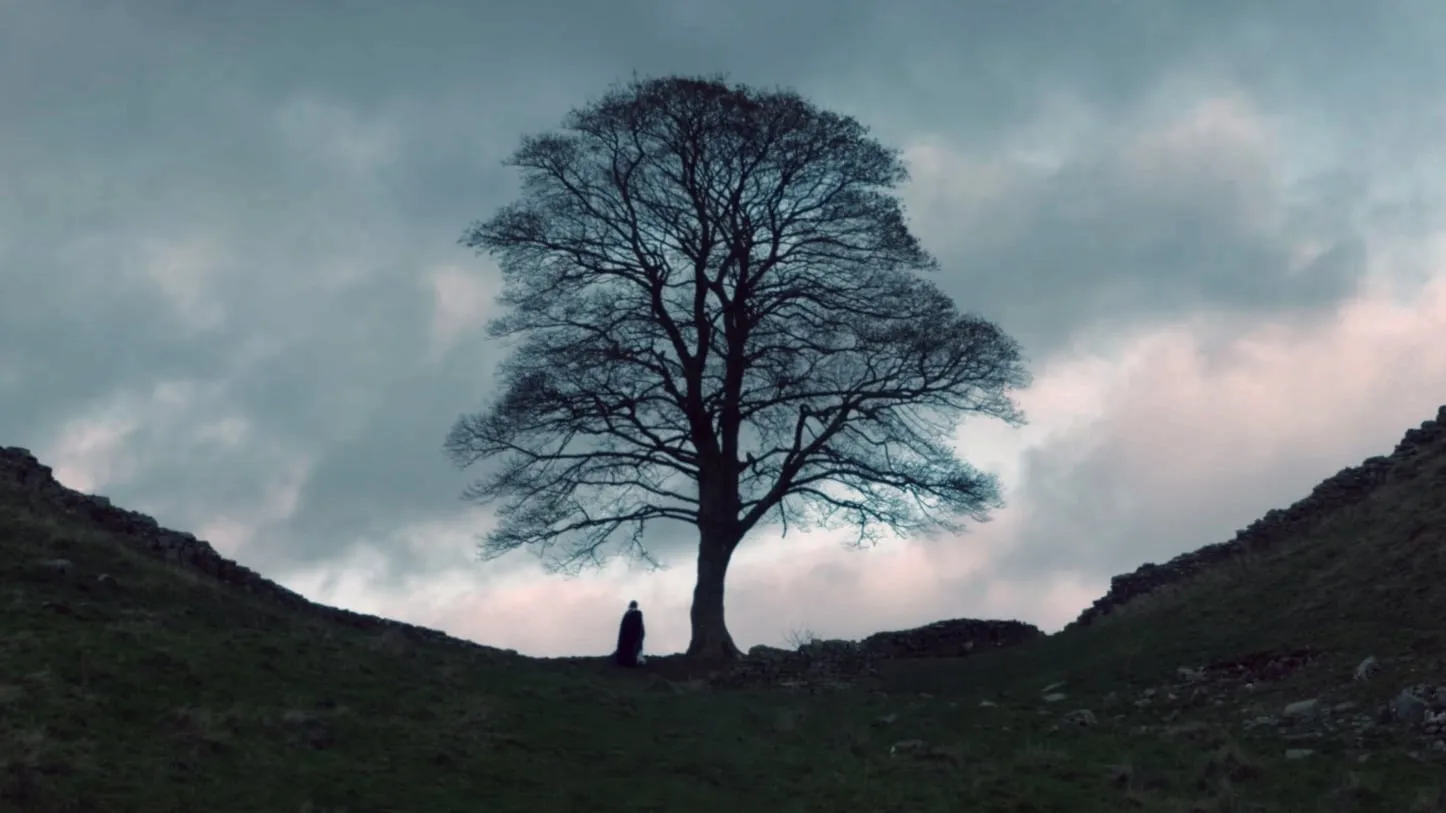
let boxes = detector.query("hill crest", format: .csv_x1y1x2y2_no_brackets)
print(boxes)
0,446,508,655
1068,404,1446,630
5,401,1445,653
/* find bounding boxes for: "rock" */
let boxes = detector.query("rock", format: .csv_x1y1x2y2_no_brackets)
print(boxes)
1061,709,1097,727
1393,690,1428,725
1283,699,1320,718
889,739,927,756
1211,648,1319,686
1285,749,1314,759
978,700,997,708
872,713,898,726
1353,655,1379,681
1042,692,1067,703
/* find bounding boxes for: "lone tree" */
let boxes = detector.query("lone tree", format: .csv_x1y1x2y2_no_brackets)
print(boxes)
445,76,1029,660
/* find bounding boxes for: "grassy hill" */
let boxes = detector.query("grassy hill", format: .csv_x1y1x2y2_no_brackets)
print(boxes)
3,406,1446,812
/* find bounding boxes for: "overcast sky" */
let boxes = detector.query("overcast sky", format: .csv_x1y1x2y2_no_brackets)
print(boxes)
5,0,1446,657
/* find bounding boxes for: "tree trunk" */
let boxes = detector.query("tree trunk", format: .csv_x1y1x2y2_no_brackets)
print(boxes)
685,537,741,660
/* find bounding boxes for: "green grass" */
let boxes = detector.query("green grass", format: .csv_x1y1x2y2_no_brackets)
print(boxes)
4,435,1446,811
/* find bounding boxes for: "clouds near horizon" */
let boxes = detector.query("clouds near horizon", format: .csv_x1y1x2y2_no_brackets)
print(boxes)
4,0,1445,656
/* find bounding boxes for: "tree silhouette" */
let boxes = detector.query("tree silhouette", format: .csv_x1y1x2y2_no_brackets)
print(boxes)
445,75,1030,660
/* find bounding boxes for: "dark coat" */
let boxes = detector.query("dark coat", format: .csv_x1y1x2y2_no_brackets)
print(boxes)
615,608,645,667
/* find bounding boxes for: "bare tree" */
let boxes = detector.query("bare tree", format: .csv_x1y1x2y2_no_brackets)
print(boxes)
445,75,1029,660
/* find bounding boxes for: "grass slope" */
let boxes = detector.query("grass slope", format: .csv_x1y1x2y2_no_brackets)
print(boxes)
3,410,1446,812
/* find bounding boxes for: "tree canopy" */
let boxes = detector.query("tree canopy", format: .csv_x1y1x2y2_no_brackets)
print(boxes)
446,75,1030,659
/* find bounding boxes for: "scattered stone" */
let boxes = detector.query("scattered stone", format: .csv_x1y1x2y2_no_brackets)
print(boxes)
1061,709,1097,728
1393,690,1428,725
872,713,898,726
1042,692,1067,703
889,739,928,756
1285,748,1314,760
1283,699,1320,719
1353,655,1379,682
1041,681,1067,694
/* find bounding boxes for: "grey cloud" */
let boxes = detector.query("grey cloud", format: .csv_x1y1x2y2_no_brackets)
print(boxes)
917,133,1371,357
992,390,1446,591
3,0,1445,601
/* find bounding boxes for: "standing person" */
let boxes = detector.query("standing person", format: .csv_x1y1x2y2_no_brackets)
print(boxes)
615,600,645,667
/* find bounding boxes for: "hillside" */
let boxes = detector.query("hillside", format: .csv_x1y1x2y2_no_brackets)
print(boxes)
3,407,1446,811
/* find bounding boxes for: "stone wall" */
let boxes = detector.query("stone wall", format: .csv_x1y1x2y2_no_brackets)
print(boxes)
1068,404,1446,630
0,446,513,656
859,618,1043,658
712,620,1046,690
713,639,878,690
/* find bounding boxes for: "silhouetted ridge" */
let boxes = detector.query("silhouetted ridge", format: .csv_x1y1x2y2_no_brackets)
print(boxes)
0,447,511,654
1068,404,1446,630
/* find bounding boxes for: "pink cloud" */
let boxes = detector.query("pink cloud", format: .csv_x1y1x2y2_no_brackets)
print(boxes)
376,271,1446,656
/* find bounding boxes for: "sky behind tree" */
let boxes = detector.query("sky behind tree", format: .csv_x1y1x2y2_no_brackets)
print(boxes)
5,0,1445,655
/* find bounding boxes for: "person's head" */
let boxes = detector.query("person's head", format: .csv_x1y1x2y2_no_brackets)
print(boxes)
628,600,638,610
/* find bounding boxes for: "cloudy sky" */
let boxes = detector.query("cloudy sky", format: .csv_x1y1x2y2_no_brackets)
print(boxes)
5,0,1446,657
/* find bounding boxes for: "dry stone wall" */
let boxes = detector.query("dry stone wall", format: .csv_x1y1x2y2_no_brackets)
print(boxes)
860,618,1043,658
713,620,1046,691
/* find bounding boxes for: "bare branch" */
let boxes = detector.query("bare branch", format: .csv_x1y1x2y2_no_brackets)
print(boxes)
446,74,1028,586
